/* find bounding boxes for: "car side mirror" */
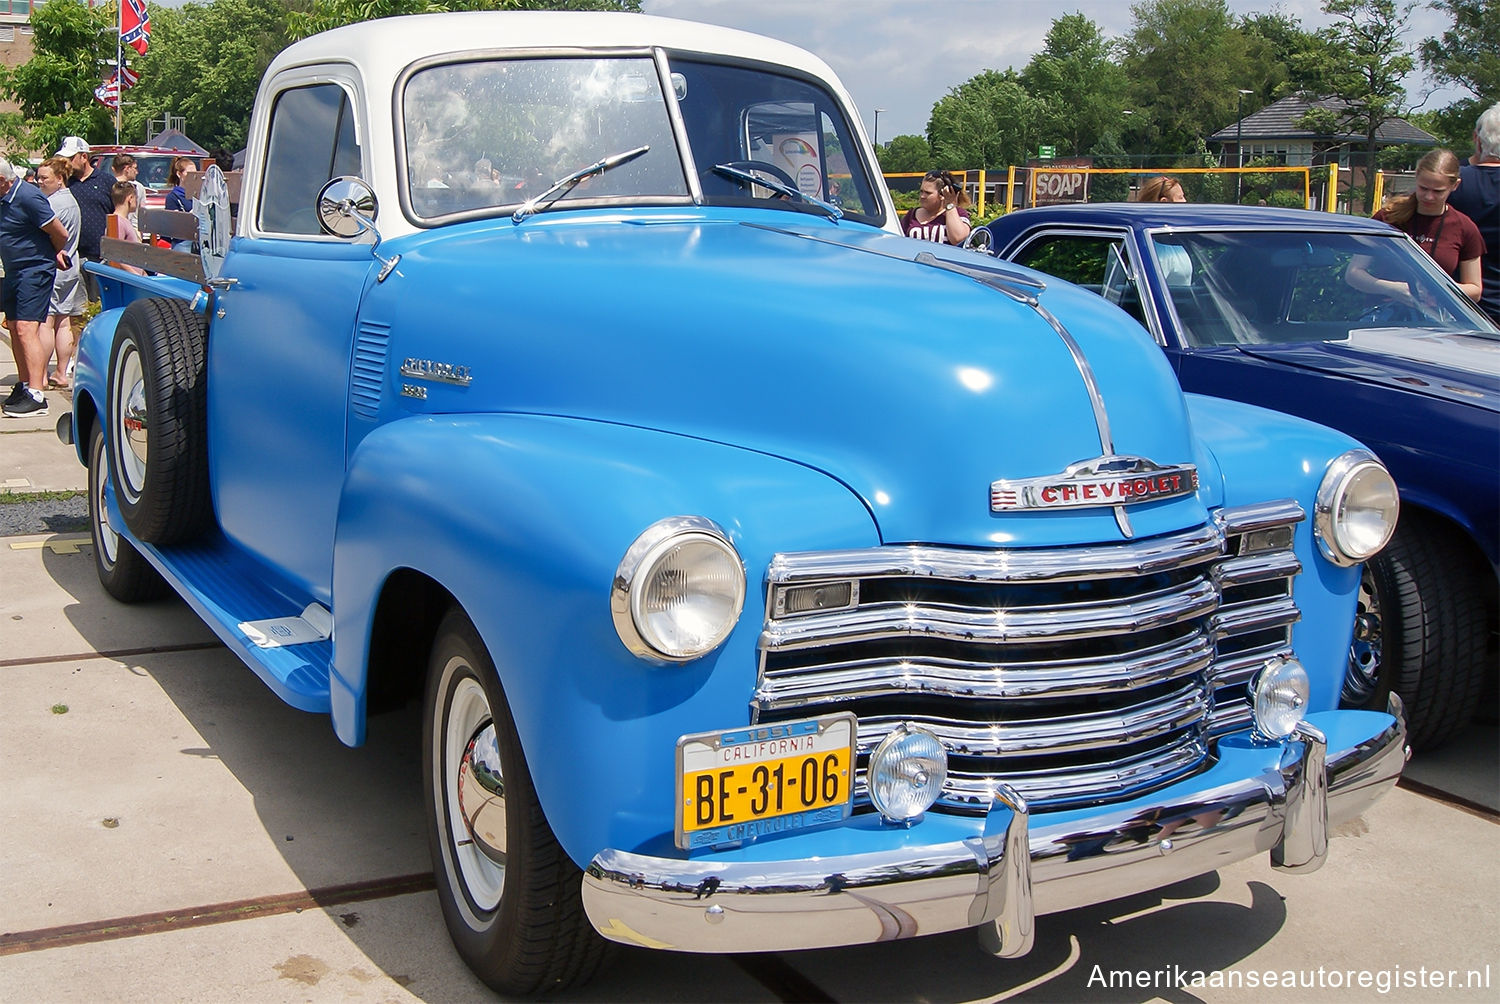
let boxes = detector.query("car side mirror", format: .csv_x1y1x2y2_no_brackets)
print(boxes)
316,175,402,282
964,227,994,256
317,176,378,239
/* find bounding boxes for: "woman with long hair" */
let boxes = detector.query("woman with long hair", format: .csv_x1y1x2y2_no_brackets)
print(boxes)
1372,149,1484,302
1134,175,1186,202
902,169,972,245
34,156,83,389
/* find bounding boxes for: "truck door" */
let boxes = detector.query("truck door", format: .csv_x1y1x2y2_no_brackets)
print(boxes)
207,70,374,604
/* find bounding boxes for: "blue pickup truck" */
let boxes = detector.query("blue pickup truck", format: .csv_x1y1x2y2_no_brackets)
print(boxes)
61,12,1407,995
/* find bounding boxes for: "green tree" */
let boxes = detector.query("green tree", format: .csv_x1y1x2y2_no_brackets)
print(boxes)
1238,9,1324,99
124,0,292,152
1294,0,1415,173
1418,0,1500,150
289,0,641,39
877,134,932,173
0,0,117,155
926,69,1046,170
1019,13,1128,157
1121,0,1270,154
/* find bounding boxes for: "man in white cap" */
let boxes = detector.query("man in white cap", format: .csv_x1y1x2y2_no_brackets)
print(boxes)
58,136,113,301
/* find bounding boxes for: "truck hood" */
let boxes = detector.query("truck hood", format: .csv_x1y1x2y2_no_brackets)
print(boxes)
1236,329,1500,412
377,211,1210,546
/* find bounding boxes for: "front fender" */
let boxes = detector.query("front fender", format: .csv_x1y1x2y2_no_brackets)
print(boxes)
1186,393,1371,710
331,413,879,866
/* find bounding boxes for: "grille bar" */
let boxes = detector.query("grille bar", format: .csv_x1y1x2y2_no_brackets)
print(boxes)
761,579,1218,652
754,628,1213,710
852,681,1208,758
766,525,1221,586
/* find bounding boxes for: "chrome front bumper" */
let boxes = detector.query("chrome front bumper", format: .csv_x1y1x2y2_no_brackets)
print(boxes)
581,704,1407,955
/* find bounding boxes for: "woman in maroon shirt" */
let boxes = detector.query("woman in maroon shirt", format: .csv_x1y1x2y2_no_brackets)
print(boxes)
1371,149,1485,302
901,169,972,245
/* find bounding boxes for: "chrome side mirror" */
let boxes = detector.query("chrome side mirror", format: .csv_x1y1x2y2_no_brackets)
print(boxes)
964,227,995,256
317,176,378,239
316,176,401,282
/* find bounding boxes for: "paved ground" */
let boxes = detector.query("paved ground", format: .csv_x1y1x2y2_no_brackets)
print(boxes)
3,346,1497,1002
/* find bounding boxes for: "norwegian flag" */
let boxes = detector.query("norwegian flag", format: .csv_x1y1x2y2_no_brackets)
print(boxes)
121,0,150,56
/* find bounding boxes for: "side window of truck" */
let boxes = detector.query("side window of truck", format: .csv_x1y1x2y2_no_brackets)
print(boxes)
259,82,363,236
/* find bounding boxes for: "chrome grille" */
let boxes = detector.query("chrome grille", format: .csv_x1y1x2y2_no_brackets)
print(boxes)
755,501,1303,811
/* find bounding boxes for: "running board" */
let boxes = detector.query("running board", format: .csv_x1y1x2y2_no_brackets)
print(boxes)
111,503,335,712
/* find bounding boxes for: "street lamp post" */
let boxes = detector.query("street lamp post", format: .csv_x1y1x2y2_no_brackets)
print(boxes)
873,109,886,149
1235,89,1253,204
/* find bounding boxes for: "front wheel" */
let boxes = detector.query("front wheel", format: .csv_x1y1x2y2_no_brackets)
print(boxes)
422,608,611,994
1341,519,1489,750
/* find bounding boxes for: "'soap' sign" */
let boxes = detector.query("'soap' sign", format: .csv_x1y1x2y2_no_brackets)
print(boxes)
1033,157,1092,205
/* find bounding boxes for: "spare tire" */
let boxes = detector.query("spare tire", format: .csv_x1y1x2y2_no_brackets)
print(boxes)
106,298,212,544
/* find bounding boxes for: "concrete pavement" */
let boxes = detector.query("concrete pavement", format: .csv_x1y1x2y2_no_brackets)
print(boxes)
2,342,1496,1001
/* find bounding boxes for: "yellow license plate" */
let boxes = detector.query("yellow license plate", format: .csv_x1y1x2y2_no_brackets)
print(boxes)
676,713,856,850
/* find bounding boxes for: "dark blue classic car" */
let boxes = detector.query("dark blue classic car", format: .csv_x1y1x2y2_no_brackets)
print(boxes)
980,204,1499,749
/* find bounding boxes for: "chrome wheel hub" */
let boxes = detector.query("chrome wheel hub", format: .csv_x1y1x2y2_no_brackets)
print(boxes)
444,673,506,910
112,345,148,502
91,434,119,566
1343,564,1384,705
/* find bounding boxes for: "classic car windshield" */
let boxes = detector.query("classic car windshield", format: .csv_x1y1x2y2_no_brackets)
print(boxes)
1151,230,1496,347
401,54,881,224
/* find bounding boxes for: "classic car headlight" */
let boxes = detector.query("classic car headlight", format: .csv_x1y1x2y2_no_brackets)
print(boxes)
1314,450,1398,567
1250,655,1310,741
611,516,745,663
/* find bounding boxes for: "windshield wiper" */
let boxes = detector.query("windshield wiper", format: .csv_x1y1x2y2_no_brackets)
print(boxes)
512,145,651,223
711,163,842,220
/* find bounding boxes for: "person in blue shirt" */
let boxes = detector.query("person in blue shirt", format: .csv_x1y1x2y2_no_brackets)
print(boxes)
1448,102,1500,324
0,154,71,418
165,156,198,213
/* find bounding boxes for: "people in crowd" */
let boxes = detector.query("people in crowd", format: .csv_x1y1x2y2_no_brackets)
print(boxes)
34,156,84,390
902,169,972,245
110,152,148,232
1447,102,1499,322
0,153,73,418
1135,175,1186,202
165,156,198,213
1371,149,1483,302
58,136,114,302
110,181,148,276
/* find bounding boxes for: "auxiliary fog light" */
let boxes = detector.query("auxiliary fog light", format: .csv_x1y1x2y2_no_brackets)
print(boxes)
1250,655,1310,741
868,725,948,823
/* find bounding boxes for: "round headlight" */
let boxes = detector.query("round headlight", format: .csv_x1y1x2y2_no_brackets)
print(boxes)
1250,655,1310,741
611,516,745,663
867,725,948,822
1315,450,1398,567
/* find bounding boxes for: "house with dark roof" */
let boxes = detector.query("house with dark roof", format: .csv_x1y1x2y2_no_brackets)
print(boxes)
1210,94,1436,169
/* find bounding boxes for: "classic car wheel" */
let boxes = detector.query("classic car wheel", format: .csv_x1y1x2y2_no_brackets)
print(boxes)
423,608,611,994
1341,518,1489,750
88,425,167,603
106,298,212,545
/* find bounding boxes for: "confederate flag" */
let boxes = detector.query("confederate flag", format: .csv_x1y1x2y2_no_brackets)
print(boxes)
121,0,150,56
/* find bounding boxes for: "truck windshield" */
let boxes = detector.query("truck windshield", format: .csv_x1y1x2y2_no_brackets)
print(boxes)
1151,230,1497,347
400,54,881,226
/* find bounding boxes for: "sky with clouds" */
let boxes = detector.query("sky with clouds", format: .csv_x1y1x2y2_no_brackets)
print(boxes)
642,0,1464,143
